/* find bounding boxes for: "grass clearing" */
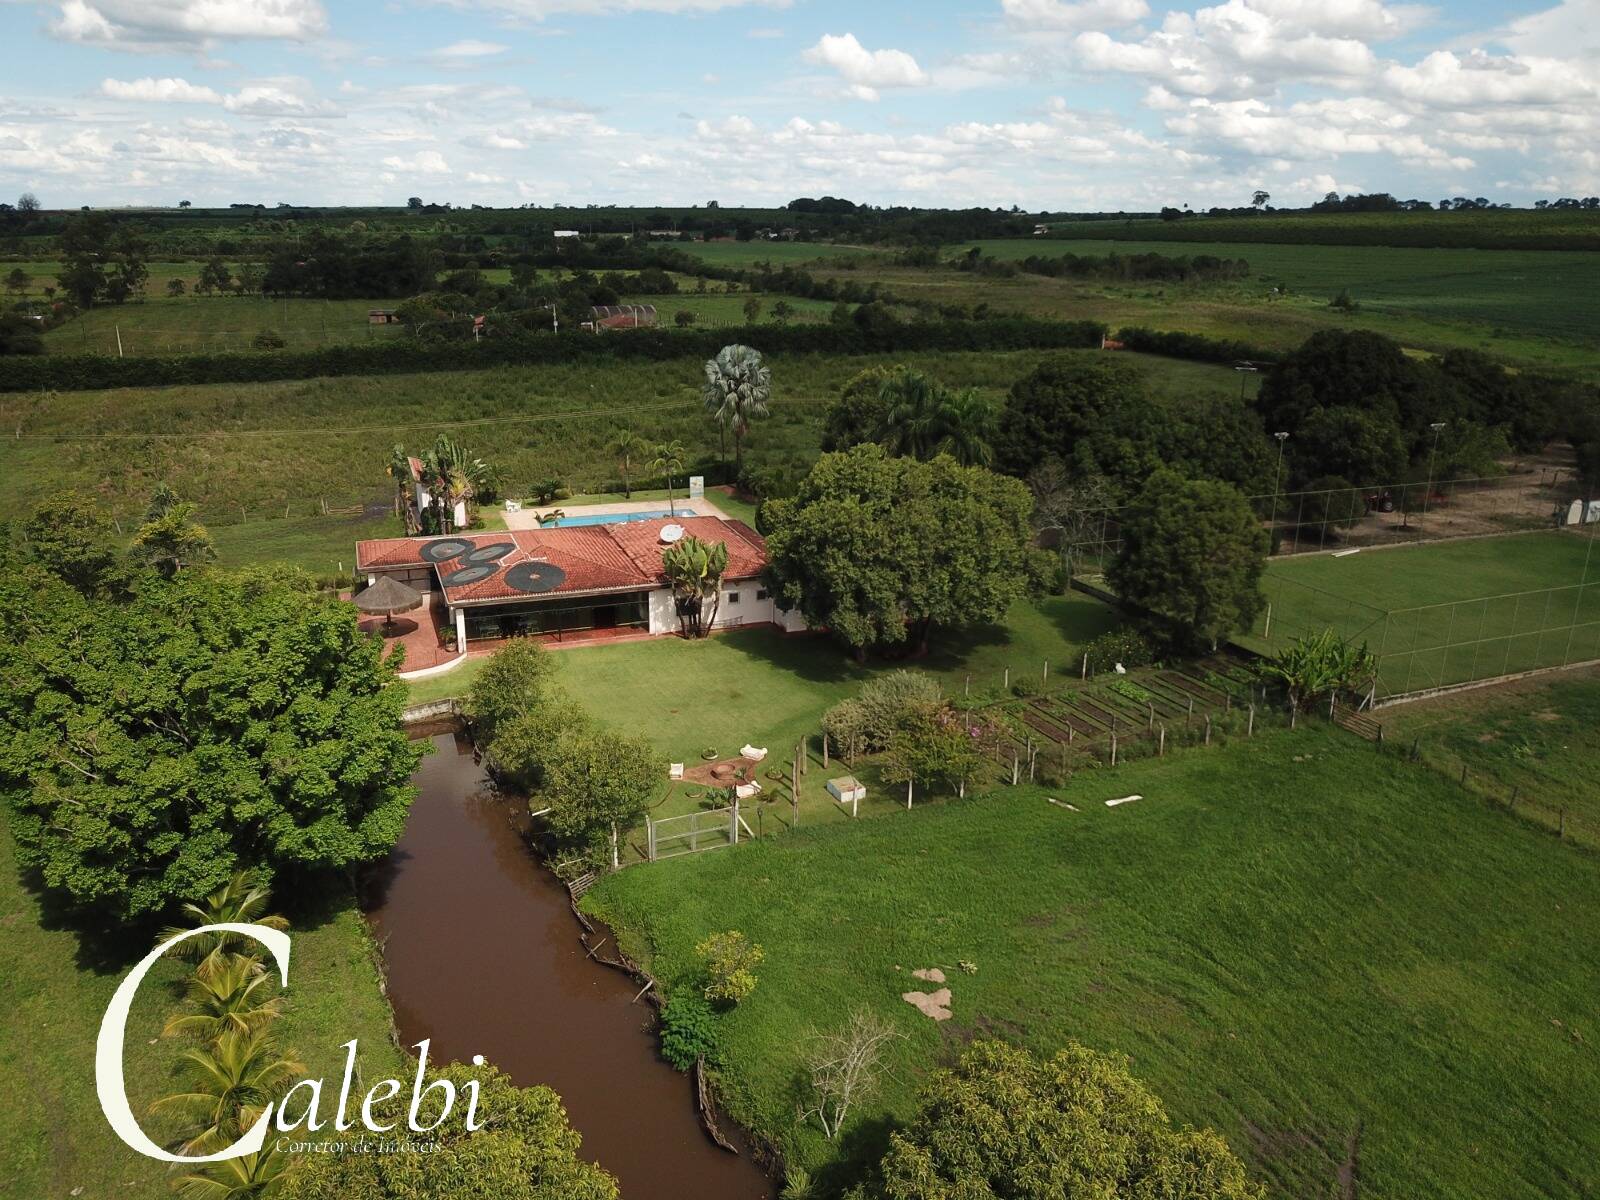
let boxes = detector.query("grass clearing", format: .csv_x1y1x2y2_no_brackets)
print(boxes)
1376,666,1600,845
0,808,405,1198
585,725,1600,1199
677,241,877,267
39,293,406,356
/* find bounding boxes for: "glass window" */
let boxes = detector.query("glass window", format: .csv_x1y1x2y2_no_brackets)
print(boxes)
726,592,740,604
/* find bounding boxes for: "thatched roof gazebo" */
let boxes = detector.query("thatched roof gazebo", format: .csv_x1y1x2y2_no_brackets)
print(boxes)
354,575,423,632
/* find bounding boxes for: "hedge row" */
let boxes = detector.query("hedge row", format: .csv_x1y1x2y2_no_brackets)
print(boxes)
1112,326,1282,366
0,319,1108,393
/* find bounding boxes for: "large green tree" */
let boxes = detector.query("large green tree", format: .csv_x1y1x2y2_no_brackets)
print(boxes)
1108,469,1268,648
821,365,898,452
992,355,1159,489
762,446,1034,658
281,1063,617,1200
875,1040,1263,1200
22,492,124,597
0,565,420,918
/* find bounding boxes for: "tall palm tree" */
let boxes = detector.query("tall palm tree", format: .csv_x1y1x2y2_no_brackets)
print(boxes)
163,955,287,1042
876,370,948,461
158,869,289,976
149,1027,304,1156
653,439,687,516
937,387,996,467
701,344,771,477
386,444,417,531
607,428,650,499
172,1143,293,1200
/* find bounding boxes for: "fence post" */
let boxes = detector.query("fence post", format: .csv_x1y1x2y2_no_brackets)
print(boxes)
1042,659,1049,689
1003,666,1010,691
1011,754,1019,785
792,757,800,827
1081,652,1088,679
647,817,656,862
1147,702,1154,731
1158,726,1166,756
965,674,970,698
1263,602,1273,639
799,739,807,776
611,822,619,870
1110,732,1118,766
1204,716,1212,746
822,734,829,768
906,778,913,809
1247,704,1255,737
730,796,739,846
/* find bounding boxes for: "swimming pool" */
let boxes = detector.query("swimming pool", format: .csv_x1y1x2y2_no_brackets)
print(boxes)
550,509,673,527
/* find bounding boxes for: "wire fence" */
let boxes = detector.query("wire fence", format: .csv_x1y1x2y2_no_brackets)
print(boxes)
1066,470,1581,575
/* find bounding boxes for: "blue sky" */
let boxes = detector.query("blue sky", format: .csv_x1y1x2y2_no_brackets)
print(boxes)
0,0,1595,209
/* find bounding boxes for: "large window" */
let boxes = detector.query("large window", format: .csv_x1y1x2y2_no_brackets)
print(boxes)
462,592,650,641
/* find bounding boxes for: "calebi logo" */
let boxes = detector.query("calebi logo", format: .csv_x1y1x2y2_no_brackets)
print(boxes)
96,922,484,1162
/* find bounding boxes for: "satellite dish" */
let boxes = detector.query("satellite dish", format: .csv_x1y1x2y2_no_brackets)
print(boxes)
420,538,473,563
504,561,569,594
659,524,686,544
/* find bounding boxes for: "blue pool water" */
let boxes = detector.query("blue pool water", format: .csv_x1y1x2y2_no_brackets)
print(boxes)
550,509,673,527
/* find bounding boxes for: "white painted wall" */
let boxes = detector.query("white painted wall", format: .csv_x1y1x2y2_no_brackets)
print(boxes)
646,582,807,635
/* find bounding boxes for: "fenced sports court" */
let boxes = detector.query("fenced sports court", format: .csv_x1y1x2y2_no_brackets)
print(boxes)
1238,529,1600,700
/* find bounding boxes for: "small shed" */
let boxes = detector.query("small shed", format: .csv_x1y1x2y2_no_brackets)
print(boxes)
827,775,866,816
368,308,397,325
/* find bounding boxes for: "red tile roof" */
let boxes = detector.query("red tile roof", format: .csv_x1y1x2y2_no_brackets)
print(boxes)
356,517,768,606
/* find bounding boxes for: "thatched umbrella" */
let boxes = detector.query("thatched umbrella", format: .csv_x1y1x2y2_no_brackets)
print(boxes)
354,575,423,633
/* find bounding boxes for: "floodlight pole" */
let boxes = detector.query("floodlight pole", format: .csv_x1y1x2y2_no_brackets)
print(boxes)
1423,421,1447,519
1271,432,1289,549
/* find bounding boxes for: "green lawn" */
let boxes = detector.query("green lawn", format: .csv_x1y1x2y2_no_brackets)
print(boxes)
0,808,405,1198
677,241,877,267
210,510,403,580
408,593,1118,737
41,293,405,356
584,725,1600,1199
633,292,838,326
1243,531,1600,694
1376,666,1600,846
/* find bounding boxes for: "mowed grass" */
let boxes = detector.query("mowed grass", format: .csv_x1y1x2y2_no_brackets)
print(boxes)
409,594,1120,752
1377,666,1600,845
957,238,1600,348
677,241,877,267
0,348,1243,533
1244,531,1600,693
633,292,837,325
39,293,406,356
0,808,406,1198
584,725,1600,1199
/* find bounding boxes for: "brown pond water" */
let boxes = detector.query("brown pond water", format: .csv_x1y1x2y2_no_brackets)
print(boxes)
366,727,773,1200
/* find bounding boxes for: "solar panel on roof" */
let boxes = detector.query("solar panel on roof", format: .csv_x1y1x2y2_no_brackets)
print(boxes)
442,564,497,587
504,561,568,594
420,538,473,563
465,541,515,564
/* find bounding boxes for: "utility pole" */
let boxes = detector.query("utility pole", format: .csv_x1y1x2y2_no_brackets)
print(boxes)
1271,431,1289,548
1423,421,1447,520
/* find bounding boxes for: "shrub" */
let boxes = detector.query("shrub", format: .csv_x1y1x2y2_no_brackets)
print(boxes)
695,930,764,1007
251,328,286,350
824,670,943,755
1084,628,1154,674
658,993,720,1071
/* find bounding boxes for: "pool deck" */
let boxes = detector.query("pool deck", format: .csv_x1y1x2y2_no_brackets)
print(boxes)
503,495,731,530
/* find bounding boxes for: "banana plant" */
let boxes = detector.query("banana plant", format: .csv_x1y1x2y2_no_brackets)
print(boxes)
661,535,729,638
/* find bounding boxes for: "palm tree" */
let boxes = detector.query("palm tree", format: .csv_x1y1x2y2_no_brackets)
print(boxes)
653,439,687,516
661,535,730,637
607,428,650,499
163,955,286,1042
937,387,996,467
387,444,417,531
701,344,771,477
876,370,948,462
149,1027,304,1156
172,1143,293,1200
158,869,289,976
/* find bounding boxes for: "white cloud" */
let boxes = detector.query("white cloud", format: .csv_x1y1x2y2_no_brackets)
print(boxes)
1000,0,1150,32
423,0,789,18
803,32,928,101
480,132,527,149
430,39,511,58
100,76,224,104
49,0,328,51
382,149,451,173
1382,50,1596,108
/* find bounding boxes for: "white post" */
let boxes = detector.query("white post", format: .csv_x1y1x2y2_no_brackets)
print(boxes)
905,778,913,809
610,822,619,870
115,324,124,358
730,795,739,846
1263,602,1273,639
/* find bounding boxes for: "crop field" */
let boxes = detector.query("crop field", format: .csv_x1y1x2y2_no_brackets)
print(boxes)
629,291,837,326
1038,208,1600,250
1242,531,1600,695
956,238,1600,348
677,240,876,266
0,348,1243,543
585,724,1600,1199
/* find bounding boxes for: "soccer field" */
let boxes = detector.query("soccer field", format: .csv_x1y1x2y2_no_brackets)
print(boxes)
1240,531,1600,696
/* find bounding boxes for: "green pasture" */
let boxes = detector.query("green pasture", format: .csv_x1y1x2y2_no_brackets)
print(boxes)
585,724,1600,1199
956,237,1600,348
677,240,876,267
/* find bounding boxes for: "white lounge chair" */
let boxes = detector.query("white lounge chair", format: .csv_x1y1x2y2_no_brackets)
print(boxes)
669,763,684,780
741,744,768,761
735,781,762,800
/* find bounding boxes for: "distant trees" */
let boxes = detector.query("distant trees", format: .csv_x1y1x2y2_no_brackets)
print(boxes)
5,267,27,296
165,276,186,297
821,365,897,452
877,369,996,468
0,313,44,356
606,427,650,498
873,1041,1263,1200
1109,469,1268,648
16,192,39,212
57,211,148,305
762,447,1034,658
993,355,1158,489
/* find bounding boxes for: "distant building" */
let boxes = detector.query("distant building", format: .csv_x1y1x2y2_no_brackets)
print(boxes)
553,230,581,239
368,308,398,324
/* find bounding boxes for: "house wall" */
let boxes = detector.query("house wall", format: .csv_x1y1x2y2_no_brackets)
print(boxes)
368,565,435,594
648,582,801,635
